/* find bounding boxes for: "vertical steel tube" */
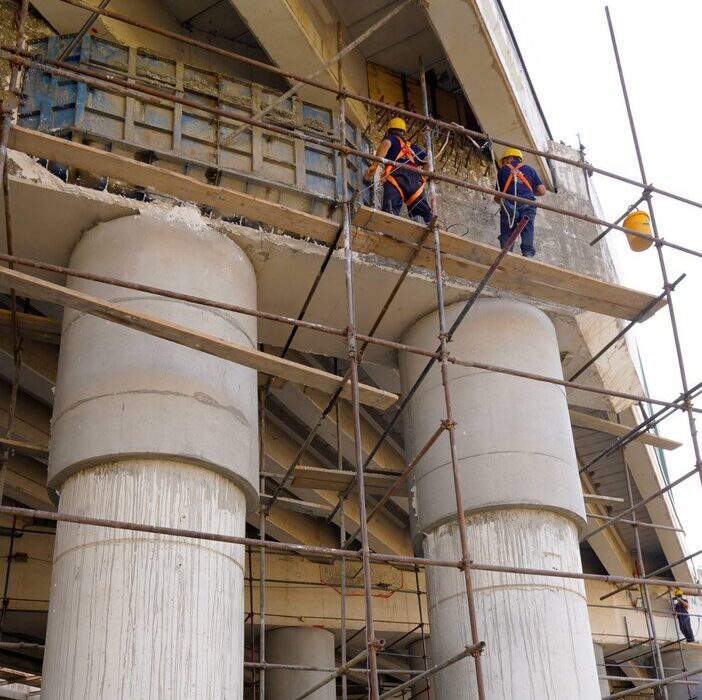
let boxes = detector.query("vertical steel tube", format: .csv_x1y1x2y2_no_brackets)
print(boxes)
414,567,431,700
625,460,669,699
606,6,702,486
418,57,486,700
336,361,348,700
258,386,267,700
0,0,29,503
338,30,380,700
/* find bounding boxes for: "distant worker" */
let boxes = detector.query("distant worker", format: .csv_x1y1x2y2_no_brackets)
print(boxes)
364,117,433,225
673,588,696,643
493,147,546,257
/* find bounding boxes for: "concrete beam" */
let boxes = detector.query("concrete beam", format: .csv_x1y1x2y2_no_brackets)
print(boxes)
229,0,368,126
264,419,412,556
424,0,551,186
273,381,405,474
30,0,275,80
581,470,634,578
620,405,696,584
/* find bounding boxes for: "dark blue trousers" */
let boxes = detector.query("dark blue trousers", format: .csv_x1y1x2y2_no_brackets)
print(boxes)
679,613,695,642
499,204,537,257
382,175,433,224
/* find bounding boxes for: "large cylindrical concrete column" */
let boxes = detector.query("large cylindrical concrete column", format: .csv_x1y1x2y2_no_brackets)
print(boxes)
400,298,600,699
42,212,259,699
265,627,336,700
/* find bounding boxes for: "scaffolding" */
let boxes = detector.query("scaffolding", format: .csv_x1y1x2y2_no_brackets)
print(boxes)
0,0,699,697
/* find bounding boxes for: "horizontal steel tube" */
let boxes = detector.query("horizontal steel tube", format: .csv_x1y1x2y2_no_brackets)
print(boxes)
0,252,693,414
46,0,702,215
4,47,702,259
1,504,701,591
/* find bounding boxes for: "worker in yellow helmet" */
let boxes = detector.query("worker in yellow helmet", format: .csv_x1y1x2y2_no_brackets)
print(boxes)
672,587,695,642
493,147,546,257
364,117,433,224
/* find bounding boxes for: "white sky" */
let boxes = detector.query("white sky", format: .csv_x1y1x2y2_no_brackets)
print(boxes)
500,0,702,569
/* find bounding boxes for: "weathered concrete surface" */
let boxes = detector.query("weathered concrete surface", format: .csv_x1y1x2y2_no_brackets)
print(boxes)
42,461,247,700
436,142,619,281
424,512,599,699
660,647,702,700
400,299,586,537
400,298,598,699
42,213,258,699
265,627,335,700
49,212,259,505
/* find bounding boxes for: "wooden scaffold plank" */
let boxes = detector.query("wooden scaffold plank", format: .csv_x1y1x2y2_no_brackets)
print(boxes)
352,206,664,321
8,127,663,322
0,265,398,410
569,409,681,451
290,465,407,496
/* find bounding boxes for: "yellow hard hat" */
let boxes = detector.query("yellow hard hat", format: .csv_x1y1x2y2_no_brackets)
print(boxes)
501,147,523,161
674,588,684,597
387,117,407,132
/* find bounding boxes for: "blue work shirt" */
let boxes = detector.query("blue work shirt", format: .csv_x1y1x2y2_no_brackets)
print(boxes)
385,133,426,166
496,162,543,201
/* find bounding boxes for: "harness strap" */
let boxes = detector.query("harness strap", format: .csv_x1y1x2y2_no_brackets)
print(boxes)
406,180,425,208
502,162,533,193
383,135,425,205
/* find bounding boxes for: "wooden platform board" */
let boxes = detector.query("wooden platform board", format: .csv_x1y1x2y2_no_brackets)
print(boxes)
569,409,681,451
352,207,664,321
291,465,408,496
9,127,662,322
0,266,398,410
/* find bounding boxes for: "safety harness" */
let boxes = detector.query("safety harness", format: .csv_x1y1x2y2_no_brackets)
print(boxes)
501,162,533,195
500,161,532,228
384,135,426,209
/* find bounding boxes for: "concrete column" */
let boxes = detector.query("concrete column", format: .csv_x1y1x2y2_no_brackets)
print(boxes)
660,647,702,700
400,298,600,699
265,627,336,700
42,212,259,700
593,642,610,696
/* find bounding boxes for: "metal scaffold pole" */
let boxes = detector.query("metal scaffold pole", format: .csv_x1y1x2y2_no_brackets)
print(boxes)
0,0,29,504
337,34,382,700
606,5,702,483
258,385,267,700
605,8,701,696
625,459,669,699
418,55,486,700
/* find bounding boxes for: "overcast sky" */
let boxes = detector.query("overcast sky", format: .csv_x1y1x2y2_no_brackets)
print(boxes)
500,0,702,570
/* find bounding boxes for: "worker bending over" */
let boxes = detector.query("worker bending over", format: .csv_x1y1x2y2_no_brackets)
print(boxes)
494,147,546,257
673,588,696,643
364,117,433,224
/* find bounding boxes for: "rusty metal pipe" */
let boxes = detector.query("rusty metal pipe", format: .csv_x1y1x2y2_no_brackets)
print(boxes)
3,47,701,259
43,0,702,215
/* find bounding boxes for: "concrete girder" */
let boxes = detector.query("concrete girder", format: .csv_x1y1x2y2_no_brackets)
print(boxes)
29,0,276,81
620,405,696,585
272,381,404,475
581,470,635,578
264,419,412,556
424,0,552,187
228,0,368,126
